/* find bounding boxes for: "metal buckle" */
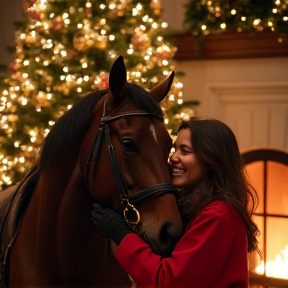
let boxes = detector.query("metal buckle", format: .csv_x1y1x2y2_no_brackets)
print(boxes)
121,199,140,225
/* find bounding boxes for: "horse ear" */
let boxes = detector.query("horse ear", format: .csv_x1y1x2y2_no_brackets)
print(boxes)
109,56,127,100
149,71,175,103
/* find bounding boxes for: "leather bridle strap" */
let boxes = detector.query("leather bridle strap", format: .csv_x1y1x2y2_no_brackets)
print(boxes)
128,183,177,204
85,97,177,225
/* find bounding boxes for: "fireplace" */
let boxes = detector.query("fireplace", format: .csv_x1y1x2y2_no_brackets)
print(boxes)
242,149,288,287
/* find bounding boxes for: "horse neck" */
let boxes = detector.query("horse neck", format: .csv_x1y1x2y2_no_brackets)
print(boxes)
11,155,127,286
35,148,89,220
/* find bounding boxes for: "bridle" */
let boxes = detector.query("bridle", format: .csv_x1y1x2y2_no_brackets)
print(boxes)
85,96,177,226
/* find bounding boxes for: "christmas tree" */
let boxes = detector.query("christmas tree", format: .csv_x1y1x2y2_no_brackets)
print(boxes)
0,0,184,190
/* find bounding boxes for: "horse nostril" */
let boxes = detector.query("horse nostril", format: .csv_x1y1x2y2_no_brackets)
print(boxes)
159,222,181,257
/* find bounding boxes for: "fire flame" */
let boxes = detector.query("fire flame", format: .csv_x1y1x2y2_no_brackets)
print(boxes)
255,245,288,279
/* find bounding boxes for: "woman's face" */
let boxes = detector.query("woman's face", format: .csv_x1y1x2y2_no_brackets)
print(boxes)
170,128,208,189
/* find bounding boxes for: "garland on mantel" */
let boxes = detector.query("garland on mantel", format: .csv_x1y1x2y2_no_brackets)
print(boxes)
184,0,288,42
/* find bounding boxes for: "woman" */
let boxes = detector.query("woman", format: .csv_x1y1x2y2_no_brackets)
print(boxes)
92,117,260,288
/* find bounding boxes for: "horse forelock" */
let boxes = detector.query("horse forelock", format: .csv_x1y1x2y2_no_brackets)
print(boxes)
127,83,163,117
39,89,108,170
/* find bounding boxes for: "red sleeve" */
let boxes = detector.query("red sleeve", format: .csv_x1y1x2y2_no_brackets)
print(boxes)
115,202,237,288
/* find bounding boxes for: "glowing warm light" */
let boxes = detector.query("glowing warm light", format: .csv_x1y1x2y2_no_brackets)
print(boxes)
152,22,158,29
142,15,149,22
255,245,288,279
132,8,138,16
136,4,142,10
253,19,261,25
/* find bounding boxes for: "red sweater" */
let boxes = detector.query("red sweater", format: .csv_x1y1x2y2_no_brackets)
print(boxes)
115,201,248,288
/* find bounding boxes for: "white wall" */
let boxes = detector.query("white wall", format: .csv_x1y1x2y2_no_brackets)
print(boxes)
175,57,288,114
174,50,288,153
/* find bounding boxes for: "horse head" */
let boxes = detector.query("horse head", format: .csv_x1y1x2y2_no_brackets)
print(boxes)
83,56,183,256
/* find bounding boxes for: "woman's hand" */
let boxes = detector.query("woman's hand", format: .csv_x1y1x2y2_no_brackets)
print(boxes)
92,203,133,245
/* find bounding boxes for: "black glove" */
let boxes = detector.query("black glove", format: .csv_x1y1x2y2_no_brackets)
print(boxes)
91,203,133,245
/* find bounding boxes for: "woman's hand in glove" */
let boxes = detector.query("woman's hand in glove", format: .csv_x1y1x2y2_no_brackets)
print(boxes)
91,203,133,245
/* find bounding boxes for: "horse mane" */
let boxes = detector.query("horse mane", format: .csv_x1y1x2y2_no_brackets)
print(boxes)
38,83,163,170
38,89,107,170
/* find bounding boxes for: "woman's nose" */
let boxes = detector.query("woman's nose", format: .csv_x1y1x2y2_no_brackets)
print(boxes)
169,151,179,163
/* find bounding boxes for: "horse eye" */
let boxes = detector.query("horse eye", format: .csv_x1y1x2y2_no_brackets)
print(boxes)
121,139,136,152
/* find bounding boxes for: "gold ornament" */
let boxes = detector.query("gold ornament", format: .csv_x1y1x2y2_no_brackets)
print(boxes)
31,91,51,108
131,30,150,51
22,0,36,13
108,3,126,18
95,35,107,50
155,45,172,59
73,30,88,51
150,0,162,15
73,29,107,51
50,16,63,31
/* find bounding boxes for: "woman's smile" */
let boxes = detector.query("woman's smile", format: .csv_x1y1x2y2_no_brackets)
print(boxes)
170,128,208,188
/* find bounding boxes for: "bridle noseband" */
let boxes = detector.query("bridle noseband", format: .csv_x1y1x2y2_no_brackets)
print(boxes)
85,97,177,226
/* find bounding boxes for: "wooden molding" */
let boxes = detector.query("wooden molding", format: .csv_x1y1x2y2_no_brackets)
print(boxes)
173,30,288,61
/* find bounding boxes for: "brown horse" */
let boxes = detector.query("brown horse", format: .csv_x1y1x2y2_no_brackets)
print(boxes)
2,56,183,288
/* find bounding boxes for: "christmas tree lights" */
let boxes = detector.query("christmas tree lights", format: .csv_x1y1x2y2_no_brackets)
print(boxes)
0,0,184,189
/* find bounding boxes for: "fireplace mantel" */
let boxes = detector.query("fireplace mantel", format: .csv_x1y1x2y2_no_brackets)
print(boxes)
173,30,288,61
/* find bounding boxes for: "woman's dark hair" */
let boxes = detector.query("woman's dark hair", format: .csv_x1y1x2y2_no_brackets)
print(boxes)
177,117,260,253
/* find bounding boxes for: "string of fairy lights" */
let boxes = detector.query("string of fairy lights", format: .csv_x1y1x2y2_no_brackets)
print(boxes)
185,0,288,42
0,0,184,189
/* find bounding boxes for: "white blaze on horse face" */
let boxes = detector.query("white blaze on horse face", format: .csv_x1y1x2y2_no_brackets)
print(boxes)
149,123,158,143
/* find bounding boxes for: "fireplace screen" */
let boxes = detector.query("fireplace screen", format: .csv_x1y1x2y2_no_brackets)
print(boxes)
242,149,288,286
